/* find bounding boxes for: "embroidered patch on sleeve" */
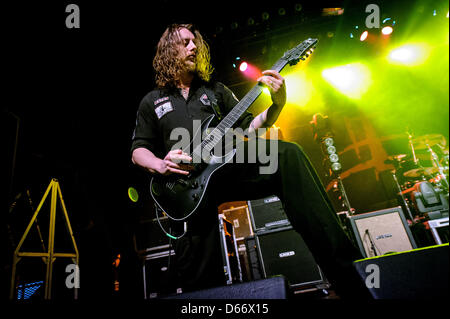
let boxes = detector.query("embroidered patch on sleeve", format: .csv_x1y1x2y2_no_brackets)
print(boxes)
155,101,174,119
200,93,211,106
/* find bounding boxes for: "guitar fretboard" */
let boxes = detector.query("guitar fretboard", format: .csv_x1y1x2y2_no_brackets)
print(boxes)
191,38,317,159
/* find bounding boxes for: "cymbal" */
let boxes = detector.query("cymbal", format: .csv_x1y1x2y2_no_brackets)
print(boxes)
403,167,439,178
412,134,446,150
385,154,407,165
390,154,407,161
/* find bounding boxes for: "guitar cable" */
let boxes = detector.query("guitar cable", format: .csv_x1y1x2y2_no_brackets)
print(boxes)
155,205,187,240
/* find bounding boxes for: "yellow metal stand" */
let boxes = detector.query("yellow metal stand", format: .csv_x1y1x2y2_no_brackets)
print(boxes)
9,178,79,300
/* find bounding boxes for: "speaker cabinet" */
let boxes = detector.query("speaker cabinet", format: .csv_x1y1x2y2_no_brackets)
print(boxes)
349,206,417,258
247,196,290,232
247,226,328,290
164,276,288,299
354,244,449,299
142,249,179,299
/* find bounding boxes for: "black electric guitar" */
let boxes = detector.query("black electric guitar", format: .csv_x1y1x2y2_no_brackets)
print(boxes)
150,38,318,221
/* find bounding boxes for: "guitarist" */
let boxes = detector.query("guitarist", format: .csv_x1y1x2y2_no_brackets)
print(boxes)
131,24,370,299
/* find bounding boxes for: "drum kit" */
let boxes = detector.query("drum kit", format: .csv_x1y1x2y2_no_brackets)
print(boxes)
387,133,449,221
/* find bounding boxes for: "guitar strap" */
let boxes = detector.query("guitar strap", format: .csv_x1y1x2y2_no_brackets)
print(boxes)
202,86,223,121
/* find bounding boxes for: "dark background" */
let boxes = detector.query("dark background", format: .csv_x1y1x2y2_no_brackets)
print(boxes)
1,0,448,301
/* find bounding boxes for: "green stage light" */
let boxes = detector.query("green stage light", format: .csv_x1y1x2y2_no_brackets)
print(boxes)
128,187,139,202
321,63,372,99
387,44,430,66
284,71,315,107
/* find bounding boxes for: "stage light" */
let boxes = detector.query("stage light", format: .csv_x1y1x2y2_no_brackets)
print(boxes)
327,145,337,154
284,72,314,107
331,162,342,171
329,153,339,163
128,187,139,202
322,8,344,16
387,44,430,66
360,30,369,41
262,12,270,21
322,63,372,99
324,137,334,147
381,26,393,35
381,17,395,36
238,62,262,81
323,137,342,172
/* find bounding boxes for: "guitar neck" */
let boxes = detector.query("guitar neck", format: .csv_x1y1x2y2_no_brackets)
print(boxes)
220,59,287,130
192,38,318,157
196,60,288,154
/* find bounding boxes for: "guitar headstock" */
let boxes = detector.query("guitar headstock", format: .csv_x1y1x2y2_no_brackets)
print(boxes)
282,38,318,66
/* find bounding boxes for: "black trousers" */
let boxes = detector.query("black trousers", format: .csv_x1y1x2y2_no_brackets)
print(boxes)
172,139,371,299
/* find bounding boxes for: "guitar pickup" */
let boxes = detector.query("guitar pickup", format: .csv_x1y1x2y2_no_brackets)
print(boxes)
177,179,190,186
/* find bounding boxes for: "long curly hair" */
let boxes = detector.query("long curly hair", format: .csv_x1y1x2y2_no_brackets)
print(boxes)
153,24,214,89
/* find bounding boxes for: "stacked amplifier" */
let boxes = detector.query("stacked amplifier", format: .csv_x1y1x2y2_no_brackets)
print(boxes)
134,214,181,299
245,195,329,292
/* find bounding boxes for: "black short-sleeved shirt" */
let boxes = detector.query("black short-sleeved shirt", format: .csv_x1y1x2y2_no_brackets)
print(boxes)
131,79,254,158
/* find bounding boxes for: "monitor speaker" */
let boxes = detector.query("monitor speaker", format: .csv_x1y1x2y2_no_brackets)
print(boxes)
164,276,288,299
353,244,448,299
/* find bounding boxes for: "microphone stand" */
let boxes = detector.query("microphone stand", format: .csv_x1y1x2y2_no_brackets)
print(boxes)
391,171,414,221
337,175,353,216
365,229,378,257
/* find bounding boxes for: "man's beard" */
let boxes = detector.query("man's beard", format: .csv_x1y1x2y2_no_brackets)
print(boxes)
184,58,196,73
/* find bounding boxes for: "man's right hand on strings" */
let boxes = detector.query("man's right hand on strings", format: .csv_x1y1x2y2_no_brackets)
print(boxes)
158,149,193,176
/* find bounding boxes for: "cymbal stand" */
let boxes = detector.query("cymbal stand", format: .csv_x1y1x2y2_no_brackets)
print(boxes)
427,143,449,191
408,132,419,166
408,132,426,181
391,170,414,221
